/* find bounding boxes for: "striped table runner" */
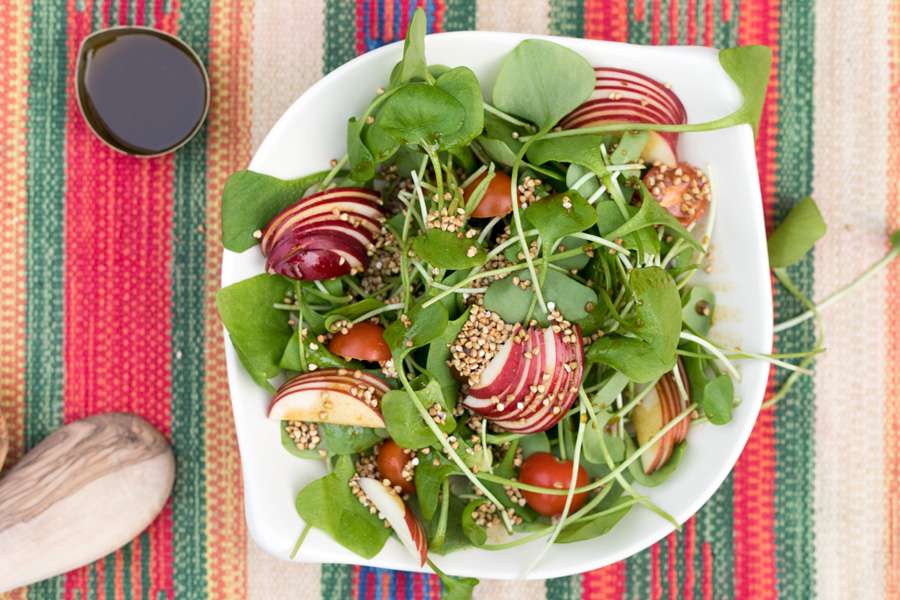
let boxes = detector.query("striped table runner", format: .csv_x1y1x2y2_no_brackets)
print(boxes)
0,1,896,598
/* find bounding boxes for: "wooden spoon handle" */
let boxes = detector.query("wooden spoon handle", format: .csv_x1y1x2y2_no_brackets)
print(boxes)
0,413,174,592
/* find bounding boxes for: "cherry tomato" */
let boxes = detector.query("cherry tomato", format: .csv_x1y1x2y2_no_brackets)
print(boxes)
328,322,391,362
518,452,589,517
377,439,415,494
642,162,711,226
463,171,513,218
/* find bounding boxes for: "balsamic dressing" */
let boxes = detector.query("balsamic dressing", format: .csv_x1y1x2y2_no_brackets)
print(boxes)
76,27,209,156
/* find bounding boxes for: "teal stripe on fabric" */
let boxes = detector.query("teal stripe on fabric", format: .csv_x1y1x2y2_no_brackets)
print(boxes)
545,574,582,600
141,531,151,600
321,564,354,599
25,1,69,597
169,0,212,597
548,0,584,38
325,0,358,74
773,0,817,597
444,0,476,30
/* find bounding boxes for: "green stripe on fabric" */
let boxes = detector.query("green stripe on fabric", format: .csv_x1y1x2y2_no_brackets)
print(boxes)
25,1,68,597
122,543,133,600
444,0,476,30
141,531,151,600
321,564,354,599
545,574,582,600
170,1,212,598
548,0,584,37
324,0,357,74
773,0,817,597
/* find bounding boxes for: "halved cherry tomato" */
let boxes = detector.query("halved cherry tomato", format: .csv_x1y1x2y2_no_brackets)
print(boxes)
518,451,589,517
463,171,513,218
377,439,415,494
328,322,391,362
642,162,711,226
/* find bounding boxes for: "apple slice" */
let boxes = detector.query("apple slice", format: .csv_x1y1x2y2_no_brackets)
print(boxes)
465,325,526,401
640,131,677,168
631,385,673,474
357,477,428,566
268,370,386,427
472,327,543,419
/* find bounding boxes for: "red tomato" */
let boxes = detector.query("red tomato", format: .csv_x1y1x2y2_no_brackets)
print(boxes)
518,452,590,517
463,171,513,218
328,322,390,362
377,439,415,494
641,162,711,226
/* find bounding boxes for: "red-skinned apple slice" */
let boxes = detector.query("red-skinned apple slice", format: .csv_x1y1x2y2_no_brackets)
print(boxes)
262,188,381,245
357,477,428,566
494,328,563,422
279,370,391,394
464,325,526,402
269,248,352,280
469,327,543,418
631,385,672,474
269,370,385,427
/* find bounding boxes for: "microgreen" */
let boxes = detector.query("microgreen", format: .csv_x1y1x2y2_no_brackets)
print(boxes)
426,309,470,409
346,117,376,182
376,83,466,148
524,190,597,250
382,379,456,448
484,268,598,324
390,8,430,85
606,186,704,253
434,67,485,148
384,301,449,353
412,230,487,269
767,196,827,268
221,169,328,252
415,460,459,520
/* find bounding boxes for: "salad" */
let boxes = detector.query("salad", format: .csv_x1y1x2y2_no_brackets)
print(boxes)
218,8,900,594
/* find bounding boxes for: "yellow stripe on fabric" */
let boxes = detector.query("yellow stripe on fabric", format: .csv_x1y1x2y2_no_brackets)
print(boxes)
204,1,255,598
475,0,550,33
811,2,891,598
250,0,326,152
0,0,30,478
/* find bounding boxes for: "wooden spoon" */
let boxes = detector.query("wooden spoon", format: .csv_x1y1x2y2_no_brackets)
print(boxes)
0,413,174,592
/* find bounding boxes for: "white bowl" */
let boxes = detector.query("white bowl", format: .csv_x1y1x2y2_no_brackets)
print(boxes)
222,31,773,580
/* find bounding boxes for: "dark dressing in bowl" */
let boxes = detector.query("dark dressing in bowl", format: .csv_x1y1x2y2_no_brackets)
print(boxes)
75,27,209,157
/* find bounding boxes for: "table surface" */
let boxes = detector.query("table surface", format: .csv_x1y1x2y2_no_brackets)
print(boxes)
0,1,897,599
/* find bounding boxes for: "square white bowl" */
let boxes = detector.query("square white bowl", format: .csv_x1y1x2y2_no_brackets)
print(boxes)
221,32,773,580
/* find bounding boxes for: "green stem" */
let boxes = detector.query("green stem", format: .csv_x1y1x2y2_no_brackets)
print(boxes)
320,155,348,189
483,102,536,129
433,478,450,550
424,144,444,206
289,523,312,560
510,133,548,314
294,282,308,371
521,115,744,143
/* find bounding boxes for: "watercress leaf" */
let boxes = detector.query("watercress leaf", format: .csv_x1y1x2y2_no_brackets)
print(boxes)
583,418,624,465
625,438,687,486
434,67,484,148
280,421,323,459
427,309,470,410
294,456,391,558
382,379,455,448
606,187,703,252
376,83,465,147
413,229,487,269
221,170,327,252
461,499,489,546
434,569,479,600
554,236,591,271
586,267,681,382
700,374,734,425
280,336,359,371
483,110,525,150
556,497,633,543
346,117,376,182
477,136,518,167
524,190,596,249
595,201,659,253
363,121,401,163
681,286,716,336
767,196,826,268
484,268,598,325
384,301,449,355
415,461,459,520
518,432,551,457
492,39,595,129
718,45,772,137
526,134,611,175
393,8,429,84
217,274,293,386
324,298,386,329
320,423,387,454
566,163,600,197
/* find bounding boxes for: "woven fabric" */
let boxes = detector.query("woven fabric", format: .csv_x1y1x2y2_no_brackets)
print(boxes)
0,0,896,598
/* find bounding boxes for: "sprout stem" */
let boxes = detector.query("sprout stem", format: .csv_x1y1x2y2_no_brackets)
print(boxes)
351,303,404,324
483,102,535,129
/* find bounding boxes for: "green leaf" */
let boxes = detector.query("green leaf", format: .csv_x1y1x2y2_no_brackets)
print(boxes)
346,117,376,182
280,421,323,459
681,286,716,336
586,267,682,382
492,39,595,129
595,201,660,254
382,378,455,449
554,236,592,271
363,120,401,163
461,499,488,546
484,269,598,325
221,170,327,252
393,8,429,84
718,45,772,137
434,67,484,148
527,134,612,176
556,497,633,543
625,438,687,487
377,83,465,147
279,336,359,371
415,461,459,520
518,432,550,458
320,424,387,454
610,131,649,165
216,274,293,386
384,301,449,355
767,196,826,268
324,298,386,330
699,374,734,425
606,186,703,253
524,190,597,249
477,136,517,167
426,309,470,410
431,563,479,600
584,419,625,465
294,455,391,558
566,163,600,197
413,229,487,269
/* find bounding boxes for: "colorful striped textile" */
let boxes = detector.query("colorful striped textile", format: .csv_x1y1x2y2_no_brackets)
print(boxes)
0,0,896,598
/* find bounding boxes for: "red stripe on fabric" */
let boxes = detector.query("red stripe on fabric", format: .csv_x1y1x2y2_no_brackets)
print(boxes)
119,0,128,24
352,565,361,598
634,0,645,22
356,0,367,55
667,533,678,600
581,561,625,600
383,0,395,42
394,570,406,599
369,0,378,41
413,572,424,600
650,543,661,600
731,1,781,599
668,0,679,44
686,0,696,44
132,533,143,600
701,543,712,600
432,0,446,33
584,0,629,42
62,0,178,597
703,0,713,46
650,0,662,43
135,0,145,25
683,518,696,600
400,0,410,37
